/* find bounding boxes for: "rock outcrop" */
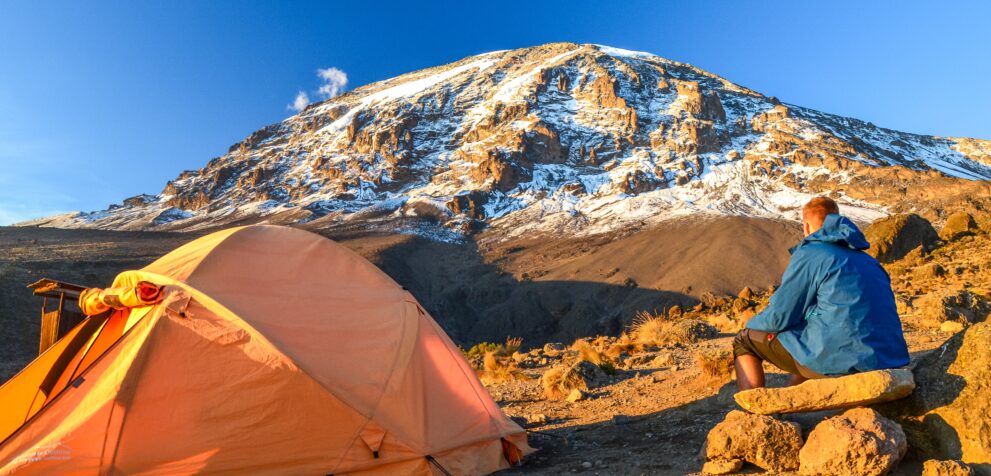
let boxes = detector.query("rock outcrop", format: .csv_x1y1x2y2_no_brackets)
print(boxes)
799,407,907,476
699,410,803,472
878,320,991,474
864,214,940,263
941,211,979,241
734,369,915,414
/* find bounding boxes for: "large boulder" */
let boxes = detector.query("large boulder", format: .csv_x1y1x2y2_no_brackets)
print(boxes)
878,320,991,474
734,369,915,414
864,214,939,263
799,407,907,476
699,410,803,472
940,211,979,242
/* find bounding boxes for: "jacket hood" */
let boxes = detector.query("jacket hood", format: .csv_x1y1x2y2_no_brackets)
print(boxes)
793,214,871,252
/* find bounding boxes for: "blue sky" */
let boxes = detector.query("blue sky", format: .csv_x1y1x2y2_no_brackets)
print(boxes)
1,1,989,225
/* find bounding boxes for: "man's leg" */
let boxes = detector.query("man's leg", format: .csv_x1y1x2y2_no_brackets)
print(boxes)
735,354,765,391
734,329,819,390
733,329,766,391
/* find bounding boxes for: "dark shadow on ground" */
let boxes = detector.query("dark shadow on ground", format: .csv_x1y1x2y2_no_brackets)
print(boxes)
346,232,697,349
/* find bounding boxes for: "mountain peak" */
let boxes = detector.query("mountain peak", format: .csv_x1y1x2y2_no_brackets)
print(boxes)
23,42,991,237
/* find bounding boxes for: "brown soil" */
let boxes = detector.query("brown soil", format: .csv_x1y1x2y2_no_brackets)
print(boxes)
2,218,985,475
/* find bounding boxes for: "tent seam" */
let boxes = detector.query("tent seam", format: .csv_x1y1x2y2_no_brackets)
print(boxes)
328,297,420,474
102,308,168,473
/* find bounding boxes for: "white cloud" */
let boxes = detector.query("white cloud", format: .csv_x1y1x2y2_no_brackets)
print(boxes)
287,66,349,114
288,91,310,112
316,67,348,99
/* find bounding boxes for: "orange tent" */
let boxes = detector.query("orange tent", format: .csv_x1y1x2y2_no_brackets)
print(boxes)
0,225,532,474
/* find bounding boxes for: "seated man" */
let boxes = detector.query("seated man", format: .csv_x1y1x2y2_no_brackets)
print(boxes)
733,196,910,390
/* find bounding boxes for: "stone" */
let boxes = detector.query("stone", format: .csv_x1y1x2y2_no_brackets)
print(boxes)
700,410,803,472
543,342,566,353
877,321,991,469
701,458,744,475
799,407,907,476
527,414,549,425
734,369,915,414
566,388,586,402
610,415,632,425
915,263,948,280
941,211,979,241
651,351,674,367
671,318,718,343
940,320,966,333
922,460,975,476
738,286,754,300
864,214,939,263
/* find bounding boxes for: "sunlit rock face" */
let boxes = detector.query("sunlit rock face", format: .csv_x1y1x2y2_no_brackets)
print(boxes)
27,43,991,238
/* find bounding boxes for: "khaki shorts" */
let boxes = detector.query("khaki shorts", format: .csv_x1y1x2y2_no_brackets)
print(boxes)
732,329,824,379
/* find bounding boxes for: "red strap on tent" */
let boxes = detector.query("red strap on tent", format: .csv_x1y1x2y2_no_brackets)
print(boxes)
136,281,163,302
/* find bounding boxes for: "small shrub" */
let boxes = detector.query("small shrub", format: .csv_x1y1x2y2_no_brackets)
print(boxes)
500,336,523,356
464,342,500,359
464,336,524,359
572,339,617,375
631,310,668,347
697,349,734,381
605,334,638,358
478,351,526,385
630,310,717,346
541,362,588,400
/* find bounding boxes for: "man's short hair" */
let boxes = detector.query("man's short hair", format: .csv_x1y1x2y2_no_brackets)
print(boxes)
803,196,840,224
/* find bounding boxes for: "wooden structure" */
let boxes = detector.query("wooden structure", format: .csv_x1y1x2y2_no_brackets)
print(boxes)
26,279,88,355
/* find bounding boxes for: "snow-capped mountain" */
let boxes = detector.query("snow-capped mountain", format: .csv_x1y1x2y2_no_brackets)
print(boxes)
25,43,991,237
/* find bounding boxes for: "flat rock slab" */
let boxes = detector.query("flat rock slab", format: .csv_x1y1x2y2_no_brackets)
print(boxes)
735,369,915,414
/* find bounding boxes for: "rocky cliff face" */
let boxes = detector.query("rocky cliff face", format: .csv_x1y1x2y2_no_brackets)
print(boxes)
25,43,991,237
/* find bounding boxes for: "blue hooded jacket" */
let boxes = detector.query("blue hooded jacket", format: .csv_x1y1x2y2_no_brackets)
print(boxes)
745,214,910,376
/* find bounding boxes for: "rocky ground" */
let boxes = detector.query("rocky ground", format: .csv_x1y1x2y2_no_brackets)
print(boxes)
2,211,989,474
478,304,954,475
479,211,991,475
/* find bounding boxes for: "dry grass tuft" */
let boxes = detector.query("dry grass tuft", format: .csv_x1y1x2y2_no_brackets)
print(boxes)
630,310,717,347
541,363,588,400
501,336,523,356
630,310,667,348
605,334,639,358
572,339,617,375
477,351,527,385
697,349,735,382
